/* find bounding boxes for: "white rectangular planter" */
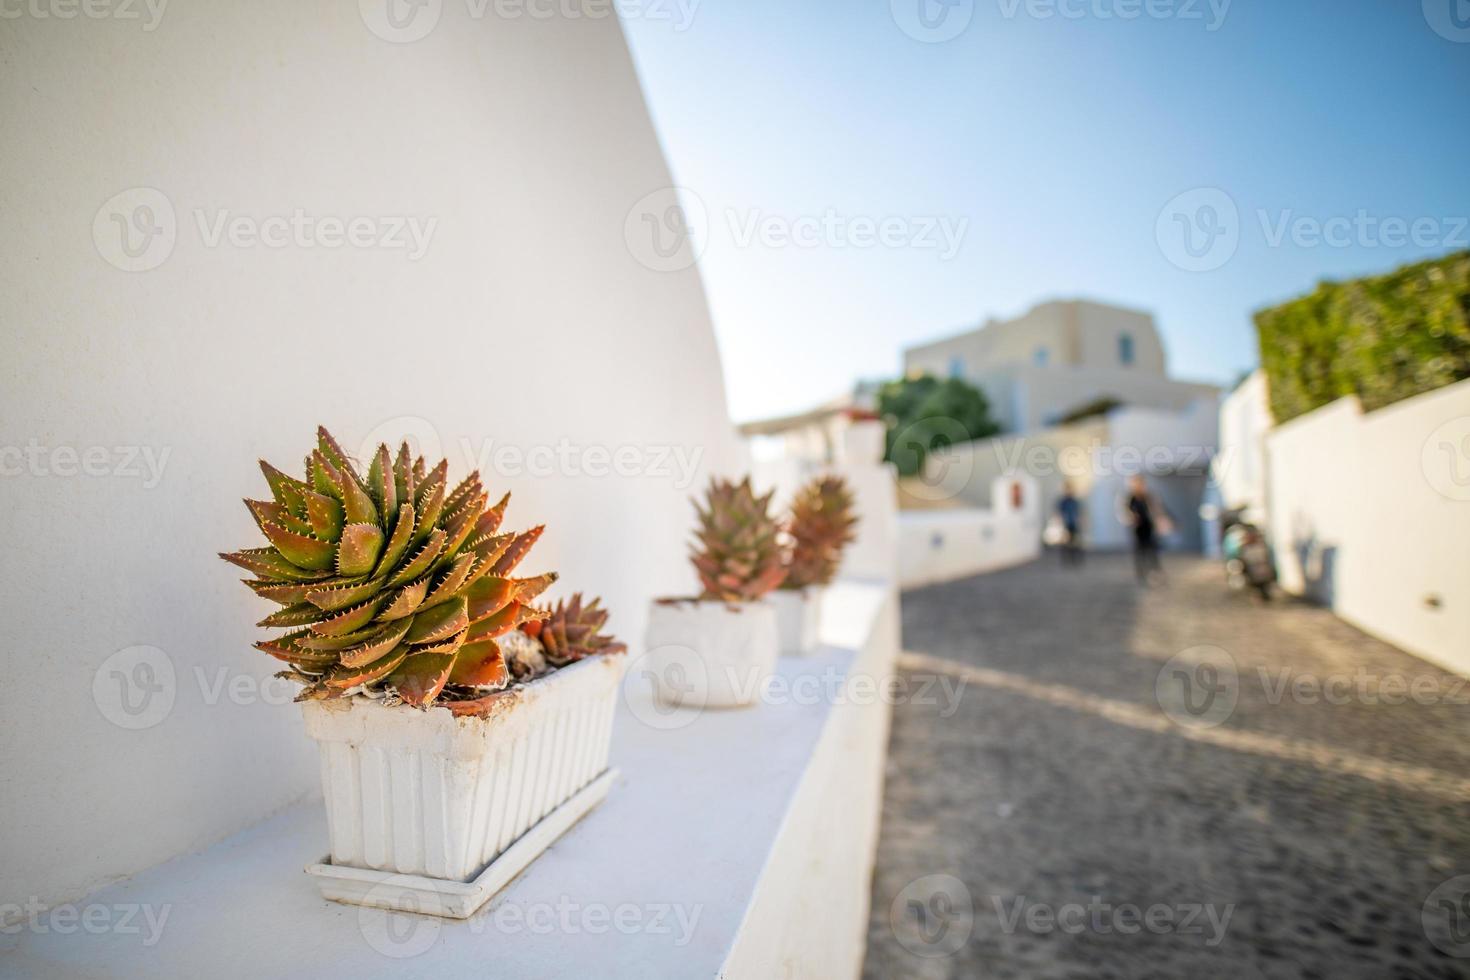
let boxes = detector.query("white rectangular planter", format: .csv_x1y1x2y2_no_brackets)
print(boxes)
767,587,823,655
644,599,777,708
300,652,626,914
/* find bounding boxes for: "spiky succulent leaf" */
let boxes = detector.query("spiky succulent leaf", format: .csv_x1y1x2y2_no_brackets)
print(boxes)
337,619,413,669
336,523,385,577
387,528,446,587
386,650,456,707
373,504,416,579
260,461,310,516
304,577,384,612
304,490,344,541
221,548,330,582
490,525,544,576
323,646,409,690
260,523,336,572
538,593,628,666
333,462,377,527
782,475,859,589
404,596,468,645
688,477,788,602
367,444,397,520
447,638,508,687
258,603,329,629
378,578,431,621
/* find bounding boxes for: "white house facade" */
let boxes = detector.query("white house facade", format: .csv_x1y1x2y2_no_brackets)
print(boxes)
904,299,1220,435
903,300,1222,552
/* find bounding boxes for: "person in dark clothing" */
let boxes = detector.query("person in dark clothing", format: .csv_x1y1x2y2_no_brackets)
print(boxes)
1057,482,1083,566
1122,475,1164,584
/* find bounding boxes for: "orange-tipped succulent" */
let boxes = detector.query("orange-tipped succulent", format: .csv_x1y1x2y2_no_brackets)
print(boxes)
536,594,627,667
690,476,787,602
782,475,858,590
221,427,555,708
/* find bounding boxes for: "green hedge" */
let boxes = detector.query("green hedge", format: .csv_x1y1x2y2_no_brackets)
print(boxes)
1254,250,1470,423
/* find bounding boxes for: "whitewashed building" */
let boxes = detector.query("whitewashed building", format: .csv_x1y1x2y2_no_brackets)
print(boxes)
903,299,1220,434
903,300,1222,552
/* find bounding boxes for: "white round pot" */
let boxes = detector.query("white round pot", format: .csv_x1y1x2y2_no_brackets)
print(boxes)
767,587,823,655
643,599,778,709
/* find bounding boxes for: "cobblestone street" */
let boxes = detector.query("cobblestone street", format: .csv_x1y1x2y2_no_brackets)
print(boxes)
864,554,1470,980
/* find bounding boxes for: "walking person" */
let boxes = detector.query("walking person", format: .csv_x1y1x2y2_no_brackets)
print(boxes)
1120,475,1168,584
1057,481,1084,566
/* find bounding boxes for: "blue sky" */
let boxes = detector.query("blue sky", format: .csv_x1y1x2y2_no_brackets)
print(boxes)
622,0,1470,422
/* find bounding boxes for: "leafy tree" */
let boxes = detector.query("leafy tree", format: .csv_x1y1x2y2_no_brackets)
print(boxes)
876,374,1001,477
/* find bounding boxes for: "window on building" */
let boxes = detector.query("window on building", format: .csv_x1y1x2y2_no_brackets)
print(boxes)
1033,347,1049,366
947,355,965,378
1119,333,1135,365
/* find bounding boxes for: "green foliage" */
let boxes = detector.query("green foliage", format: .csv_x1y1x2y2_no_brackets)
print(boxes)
876,374,1001,477
1254,251,1470,422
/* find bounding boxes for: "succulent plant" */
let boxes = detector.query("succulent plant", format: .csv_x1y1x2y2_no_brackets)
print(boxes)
782,475,859,590
533,594,628,667
221,427,555,708
688,476,787,603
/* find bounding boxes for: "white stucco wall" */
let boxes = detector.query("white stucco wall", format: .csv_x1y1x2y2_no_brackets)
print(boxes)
0,6,742,911
1265,380,1470,676
896,476,1041,588
1217,369,1273,519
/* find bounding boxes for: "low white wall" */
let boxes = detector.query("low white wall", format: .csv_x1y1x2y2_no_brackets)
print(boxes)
896,476,1041,588
721,588,899,979
1217,370,1272,519
1265,379,1470,676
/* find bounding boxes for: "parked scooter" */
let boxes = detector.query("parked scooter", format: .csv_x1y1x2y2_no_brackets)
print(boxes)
1221,515,1275,600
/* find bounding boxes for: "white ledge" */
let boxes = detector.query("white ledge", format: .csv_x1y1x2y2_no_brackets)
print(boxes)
2,580,897,979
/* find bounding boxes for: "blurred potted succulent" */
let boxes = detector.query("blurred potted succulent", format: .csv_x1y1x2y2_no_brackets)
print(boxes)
769,475,859,654
220,427,626,917
645,476,786,709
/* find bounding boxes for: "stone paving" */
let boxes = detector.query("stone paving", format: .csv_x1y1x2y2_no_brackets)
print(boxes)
863,553,1470,980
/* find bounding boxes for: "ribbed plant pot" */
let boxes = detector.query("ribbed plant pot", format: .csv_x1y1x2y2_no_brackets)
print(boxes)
300,652,627,918
767,587,823,655
644,599,777,709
